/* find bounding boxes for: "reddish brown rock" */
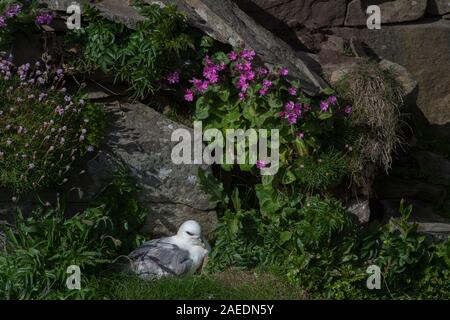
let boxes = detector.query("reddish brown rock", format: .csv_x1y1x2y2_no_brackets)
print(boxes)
237,0,348,29
345,0,427,26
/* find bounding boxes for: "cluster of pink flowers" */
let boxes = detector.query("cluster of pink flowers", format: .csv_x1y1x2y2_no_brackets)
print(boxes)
184,48,296,104
0,3,22,28
280,101,305,125
183,54,228,101
0,56,97,192
35,11,53,25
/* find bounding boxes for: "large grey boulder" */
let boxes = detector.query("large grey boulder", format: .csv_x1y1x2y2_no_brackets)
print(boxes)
75,101,218,238
344,0,428,26
0,101,218,238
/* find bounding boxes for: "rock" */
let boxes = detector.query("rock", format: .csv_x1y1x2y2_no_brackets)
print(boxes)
93,0,146,29
413,151,450,186
331,20,450,130
39,0,83,11
346,198,370,224
73,101,218,238
322,56,418,108
375,176,447,205
0,101,218,238
10,32,43,66
236,0,348,29
417,223,450,241
427,0,450,15
378,59,418,105
379,198,450,241
344,0,427,26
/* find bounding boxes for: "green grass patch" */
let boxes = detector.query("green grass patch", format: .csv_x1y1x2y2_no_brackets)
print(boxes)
89,270,306,300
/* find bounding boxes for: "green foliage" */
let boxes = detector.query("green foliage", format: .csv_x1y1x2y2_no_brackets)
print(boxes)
0,169,147,300
208,191,450,299
366,201,429,289
69,3,194,99
0,207,112,299
0,58,105,194
91,165,148,255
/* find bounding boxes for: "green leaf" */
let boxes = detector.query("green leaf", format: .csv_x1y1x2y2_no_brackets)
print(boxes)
282,169,296,185
321,87,335,95
195,96,210,120
197,168,229,207
231,188,241,211
255,184,282,216
279,231,292,245
318,112,333,120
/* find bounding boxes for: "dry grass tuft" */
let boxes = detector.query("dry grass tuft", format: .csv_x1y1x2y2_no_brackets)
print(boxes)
336,60,405,189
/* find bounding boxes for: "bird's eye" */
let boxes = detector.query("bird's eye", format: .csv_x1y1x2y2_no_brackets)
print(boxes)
186,231,194,236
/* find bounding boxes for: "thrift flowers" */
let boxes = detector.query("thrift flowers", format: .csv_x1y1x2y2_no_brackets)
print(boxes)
0,56,104,193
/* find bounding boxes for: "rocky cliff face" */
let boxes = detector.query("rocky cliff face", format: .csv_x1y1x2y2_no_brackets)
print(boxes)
237,0,450,136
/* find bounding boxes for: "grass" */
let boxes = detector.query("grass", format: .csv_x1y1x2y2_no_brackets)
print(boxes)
335,60,405,188
88,269,307,300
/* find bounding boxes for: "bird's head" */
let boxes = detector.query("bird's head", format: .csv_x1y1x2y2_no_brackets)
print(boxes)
177,220,203,245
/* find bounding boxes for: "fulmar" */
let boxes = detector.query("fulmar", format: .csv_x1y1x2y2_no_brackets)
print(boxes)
125,220,210,279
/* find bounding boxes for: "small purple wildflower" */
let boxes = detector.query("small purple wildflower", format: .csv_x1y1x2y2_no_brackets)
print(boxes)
166,71,180,84
344,106,352,114
279,67,289,76
228,51,238,61
0,16,6,28
320,101,329,112
184,89,194,102
35,12,54,25
256,160,266,169
288,87,297,96
328,95,337,105
5,4,22,18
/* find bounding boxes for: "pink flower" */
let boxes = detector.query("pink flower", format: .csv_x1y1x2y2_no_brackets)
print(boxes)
298,132,304,139
344,106,352,114
189,78,209,93
279,67,289,76
328,95,337,105
288,87,297,96
256,160,266,169
258,87,268,96
240,49,256,61
258,68,268,76
166,71,180,84
184,89,194,102
262,79,272,88
35,12,53,25
285,101,295,111
203,65,219,83
238,92,246,100
228,51,238,61
320,101,329,112
287,114,297,124
0,16,6,28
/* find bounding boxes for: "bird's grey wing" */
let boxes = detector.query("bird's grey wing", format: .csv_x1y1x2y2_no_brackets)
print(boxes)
127,239,193,279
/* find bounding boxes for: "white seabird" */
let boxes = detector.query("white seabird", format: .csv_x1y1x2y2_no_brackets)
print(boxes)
126,220,210,279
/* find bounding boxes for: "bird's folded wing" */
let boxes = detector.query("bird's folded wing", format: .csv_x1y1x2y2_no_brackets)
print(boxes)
128,239,193,277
